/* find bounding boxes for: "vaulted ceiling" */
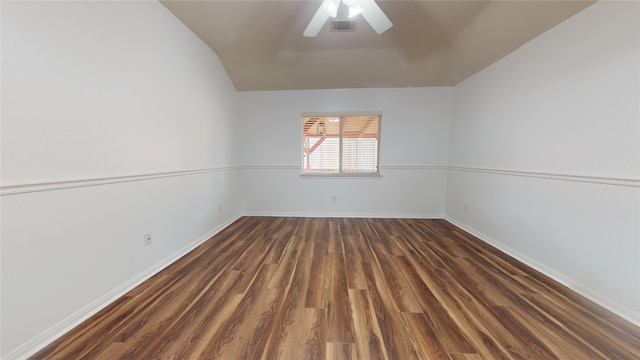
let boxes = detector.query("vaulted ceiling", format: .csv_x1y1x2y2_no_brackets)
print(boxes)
160,0,595,91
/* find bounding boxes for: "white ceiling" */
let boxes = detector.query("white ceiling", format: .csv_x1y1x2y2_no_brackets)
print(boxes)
160,0,595,91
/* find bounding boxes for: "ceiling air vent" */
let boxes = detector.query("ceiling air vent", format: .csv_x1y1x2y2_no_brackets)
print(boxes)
331,19,356,32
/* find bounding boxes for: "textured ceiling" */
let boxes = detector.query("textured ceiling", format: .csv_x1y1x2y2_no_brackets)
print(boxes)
160,0,595,91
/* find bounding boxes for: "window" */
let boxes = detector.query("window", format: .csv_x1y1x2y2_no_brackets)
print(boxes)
302,114,381,175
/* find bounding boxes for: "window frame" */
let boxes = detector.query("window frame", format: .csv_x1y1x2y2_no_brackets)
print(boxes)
300,111,382,178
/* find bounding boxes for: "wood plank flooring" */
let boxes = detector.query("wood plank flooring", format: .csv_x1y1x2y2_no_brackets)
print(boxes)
31,217,640,359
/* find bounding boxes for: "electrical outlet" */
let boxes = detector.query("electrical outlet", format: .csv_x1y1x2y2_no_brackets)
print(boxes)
331,195,337,202
144,233,153,246
464,203,469,213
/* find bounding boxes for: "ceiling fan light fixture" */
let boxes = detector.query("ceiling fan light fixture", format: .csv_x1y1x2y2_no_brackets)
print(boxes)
304,0,391,37
324,0,340,18
348,4,363,18
304,0,340,37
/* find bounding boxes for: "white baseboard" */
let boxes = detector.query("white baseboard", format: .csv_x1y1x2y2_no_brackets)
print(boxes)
241,211,445,219
445,216,640,327
3,213,242,360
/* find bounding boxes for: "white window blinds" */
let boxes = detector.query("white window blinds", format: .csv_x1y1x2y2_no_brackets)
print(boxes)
302,115,380,174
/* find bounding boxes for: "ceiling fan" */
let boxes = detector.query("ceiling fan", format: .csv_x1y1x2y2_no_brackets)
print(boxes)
303,0,392,37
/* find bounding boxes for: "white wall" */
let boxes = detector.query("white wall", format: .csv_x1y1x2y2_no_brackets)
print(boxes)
446,0,640,323
0,1,241,358
237,88,453,217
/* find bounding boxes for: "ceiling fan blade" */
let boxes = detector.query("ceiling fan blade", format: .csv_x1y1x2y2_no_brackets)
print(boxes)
303,1,333,37
359,0,392,34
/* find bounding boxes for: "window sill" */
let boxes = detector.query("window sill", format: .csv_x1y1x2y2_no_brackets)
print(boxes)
299,173,383,179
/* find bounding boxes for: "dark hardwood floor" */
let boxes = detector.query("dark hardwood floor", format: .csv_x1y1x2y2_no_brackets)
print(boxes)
31,217,639,359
